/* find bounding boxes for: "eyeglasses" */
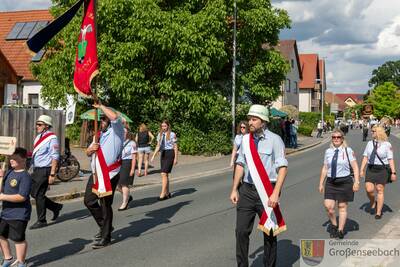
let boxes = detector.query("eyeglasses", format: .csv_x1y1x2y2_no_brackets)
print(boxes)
240,126,246,129
331,136,342,139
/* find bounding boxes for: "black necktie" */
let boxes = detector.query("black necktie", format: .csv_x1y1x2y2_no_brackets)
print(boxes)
369,141,377,165
331,149,339,178
160,133,166,151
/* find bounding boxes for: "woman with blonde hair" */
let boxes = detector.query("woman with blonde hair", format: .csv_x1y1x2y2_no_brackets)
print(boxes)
360,125,397,219
135,123,154,176
319,129,360,239
151,120,178,200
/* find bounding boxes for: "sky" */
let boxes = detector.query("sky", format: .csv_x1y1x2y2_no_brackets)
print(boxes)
1,0,400,94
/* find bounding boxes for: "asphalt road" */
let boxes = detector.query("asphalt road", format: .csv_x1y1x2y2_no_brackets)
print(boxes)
24,129,400,266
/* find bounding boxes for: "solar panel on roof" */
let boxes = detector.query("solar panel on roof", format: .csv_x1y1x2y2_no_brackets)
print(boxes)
31,49,45,62
18,22,37,39
6,22,26,40
29,21,49,39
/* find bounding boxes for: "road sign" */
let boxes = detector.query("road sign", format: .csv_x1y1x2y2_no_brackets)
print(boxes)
0,136,17,155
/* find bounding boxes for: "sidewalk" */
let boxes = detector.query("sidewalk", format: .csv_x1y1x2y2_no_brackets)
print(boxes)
45,133,330,202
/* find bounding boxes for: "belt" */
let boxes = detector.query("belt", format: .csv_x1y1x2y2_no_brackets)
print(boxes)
368,164,387,170
243,181,276,189
33,166,51,170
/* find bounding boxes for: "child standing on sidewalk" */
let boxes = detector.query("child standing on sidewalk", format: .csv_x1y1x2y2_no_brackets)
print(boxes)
0,147,32,267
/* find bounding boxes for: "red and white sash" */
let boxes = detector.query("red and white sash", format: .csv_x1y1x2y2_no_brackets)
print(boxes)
32,132,57,157
91,132,122,197
242,134,287,236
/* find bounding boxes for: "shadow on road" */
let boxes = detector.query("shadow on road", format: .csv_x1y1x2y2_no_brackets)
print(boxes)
128,187,196,209
113,200,192,244
249,239,299,267
48,208,91,226
28,238,92,267
322,217,359,238
359,202,393,215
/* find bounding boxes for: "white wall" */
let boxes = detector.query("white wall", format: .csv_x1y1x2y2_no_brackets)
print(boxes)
299,89,311,112
22,81,50,109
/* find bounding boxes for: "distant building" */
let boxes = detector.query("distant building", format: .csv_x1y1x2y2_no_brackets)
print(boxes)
324,92,365,114
272,40,302,109
0,10,52,107
298,54,326,112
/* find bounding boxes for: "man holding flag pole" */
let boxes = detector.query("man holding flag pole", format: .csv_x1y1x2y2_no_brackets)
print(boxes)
230,104,288,267
27,0,124,248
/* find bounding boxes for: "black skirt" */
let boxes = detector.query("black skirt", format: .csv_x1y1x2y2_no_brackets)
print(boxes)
324,176,354,202
365,165,388,185
119,159,134,186
160,150,175,173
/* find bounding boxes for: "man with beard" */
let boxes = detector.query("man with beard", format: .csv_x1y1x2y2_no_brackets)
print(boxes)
230,104,288,267
84,103,124,249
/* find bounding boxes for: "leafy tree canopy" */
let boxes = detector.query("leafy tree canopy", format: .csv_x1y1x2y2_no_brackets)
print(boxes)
368,60,400,88
32,0,290,131
367,82,400,118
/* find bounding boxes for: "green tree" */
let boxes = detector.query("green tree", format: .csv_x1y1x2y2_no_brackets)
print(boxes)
367,82,400,118
368,60,400,88
32,0,290,153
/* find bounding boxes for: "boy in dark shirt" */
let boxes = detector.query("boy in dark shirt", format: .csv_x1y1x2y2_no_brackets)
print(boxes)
0,147,32,267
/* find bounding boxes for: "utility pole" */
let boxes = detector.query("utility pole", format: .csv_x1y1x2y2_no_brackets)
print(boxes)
231,0,237,139
321,57,327,126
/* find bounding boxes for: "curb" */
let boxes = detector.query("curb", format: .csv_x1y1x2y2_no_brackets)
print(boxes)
42,139,327,203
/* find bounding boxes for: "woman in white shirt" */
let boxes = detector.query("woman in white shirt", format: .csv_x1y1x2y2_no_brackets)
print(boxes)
230,121,248,168
360,125,397,219
319,129,360,239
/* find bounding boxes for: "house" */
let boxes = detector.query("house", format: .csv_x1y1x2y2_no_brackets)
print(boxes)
298,54,325,112
0,10,52,107
272,40,302,109
334,94,364,111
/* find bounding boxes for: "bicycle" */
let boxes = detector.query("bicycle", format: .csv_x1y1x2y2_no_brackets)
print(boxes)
57,138,80,182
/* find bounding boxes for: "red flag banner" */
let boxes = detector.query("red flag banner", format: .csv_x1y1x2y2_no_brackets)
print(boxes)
73,0,98,97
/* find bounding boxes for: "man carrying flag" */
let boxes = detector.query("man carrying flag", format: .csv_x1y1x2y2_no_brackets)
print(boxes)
230,104,288,267
84,103,124,249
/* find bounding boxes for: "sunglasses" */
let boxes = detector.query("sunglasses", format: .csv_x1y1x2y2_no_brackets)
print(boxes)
240,126,246,129
331,136,343,139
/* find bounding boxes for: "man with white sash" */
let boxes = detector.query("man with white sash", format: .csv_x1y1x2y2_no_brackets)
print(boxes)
30,115,63,230
230,105,288,267
84,103,124,249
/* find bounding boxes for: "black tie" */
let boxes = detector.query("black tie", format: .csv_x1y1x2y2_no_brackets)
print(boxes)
331,149,339,178
160,133,166,151
369,141,377,165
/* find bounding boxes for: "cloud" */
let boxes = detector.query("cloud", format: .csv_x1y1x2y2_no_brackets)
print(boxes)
0,0,51,11
274,0,400,93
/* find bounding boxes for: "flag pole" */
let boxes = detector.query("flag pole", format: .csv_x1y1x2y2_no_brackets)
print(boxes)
92,0,99,184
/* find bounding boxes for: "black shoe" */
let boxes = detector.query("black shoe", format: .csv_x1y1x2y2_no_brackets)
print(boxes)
94,226,114,241
29,221,48,230
375,214,382,220
329,225,338,238
52,204,63,221
92,238,111,249
337,230,345,239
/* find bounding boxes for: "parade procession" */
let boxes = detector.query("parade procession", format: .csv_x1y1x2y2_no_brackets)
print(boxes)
1,0,400,266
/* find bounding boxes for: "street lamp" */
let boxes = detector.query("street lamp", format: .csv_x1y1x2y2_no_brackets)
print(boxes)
231,0,237,139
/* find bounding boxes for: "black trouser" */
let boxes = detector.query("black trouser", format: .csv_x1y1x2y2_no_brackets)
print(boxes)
363,130,368,141
236,182,277,267
31,167,61,223
84,174,119,240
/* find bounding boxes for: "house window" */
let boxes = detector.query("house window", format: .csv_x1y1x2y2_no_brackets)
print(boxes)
291,59,294,69
286,79,291,92
28,94,39,105
294,81,298,94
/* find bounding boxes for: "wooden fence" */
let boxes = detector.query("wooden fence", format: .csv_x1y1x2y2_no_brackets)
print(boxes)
0,108,65,153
